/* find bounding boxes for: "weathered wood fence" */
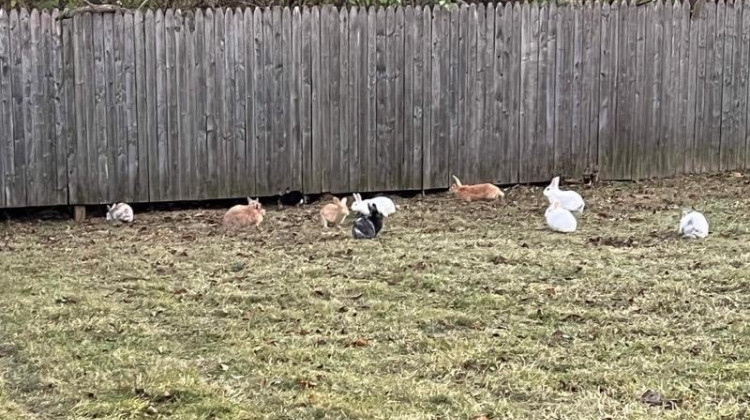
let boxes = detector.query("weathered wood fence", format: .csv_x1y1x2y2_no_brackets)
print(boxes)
0,1,746,207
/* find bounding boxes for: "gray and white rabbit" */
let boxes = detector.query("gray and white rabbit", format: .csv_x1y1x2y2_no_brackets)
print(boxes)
106,202,134,223
352,203,384,239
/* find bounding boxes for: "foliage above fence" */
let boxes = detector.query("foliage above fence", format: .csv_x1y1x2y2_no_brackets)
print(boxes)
0,0,747,209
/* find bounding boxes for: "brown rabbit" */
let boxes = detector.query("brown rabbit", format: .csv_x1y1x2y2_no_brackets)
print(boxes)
320,197,349,228
223,197,266,229
449,175,505,202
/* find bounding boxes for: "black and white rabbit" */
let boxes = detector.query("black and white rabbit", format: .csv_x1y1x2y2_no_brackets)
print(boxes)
352,203,384,240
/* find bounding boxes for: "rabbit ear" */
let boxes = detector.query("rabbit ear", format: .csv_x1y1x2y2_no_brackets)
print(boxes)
106,204,112,212
551,176,560,187
332,196,340,204
340,197,347,206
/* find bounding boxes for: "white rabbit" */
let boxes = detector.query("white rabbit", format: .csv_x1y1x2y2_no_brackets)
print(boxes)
545,199,577,233
350,193,397,217
678,210,709,239
106,202,134,223
543,176,585,215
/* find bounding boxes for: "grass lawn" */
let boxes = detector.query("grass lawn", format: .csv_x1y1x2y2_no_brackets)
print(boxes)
1,173,749,419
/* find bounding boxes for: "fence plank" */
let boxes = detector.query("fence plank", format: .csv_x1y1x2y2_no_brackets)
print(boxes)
44,11,65,204
291,7,302,192
0,10,9,207
123,13,141,201
309,7,322,193
706,0,726,171
214,8,227,198
676,0,690,175
242,8,255,197
420,6,431,190
694,1,709,172
453,4,465,185
92,13,110,203
555,2,572,178
571,2,584,176
142,11,158,202
252,8,266,195
661,0,677,177
394,6,405,189
597,1,614,178
346,7,360,192
468,4,480,184
329,6,344,193
634,1,647,178
490,3,506,184
301,8,313,193
508,2,521,183
536,2,554,182
318,6,332,192
613,0,632,180
222,9,236,197
282,7,295,193
185,10,198,199
330,6,345,193
471,4,485,183
178,10,192,199
17,9,32,207
480,4,495,183
427,5,449,189
410,6,424,190
520,1,540,183
59,12,76,205
375,7,387,191
104,13,121,202
586,1,601,173
743,0,750,169
721,0,739,171
71,13,90,204
154,10,168,201
269,8,283,195
192,11,206,198
29,10,45,205
685,1,699,173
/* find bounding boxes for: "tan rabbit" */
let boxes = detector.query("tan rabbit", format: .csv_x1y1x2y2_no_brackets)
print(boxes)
449,175,505,202
223,197,266,230
320,197,349,228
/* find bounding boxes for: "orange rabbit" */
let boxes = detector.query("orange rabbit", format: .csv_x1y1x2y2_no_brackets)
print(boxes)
320,196,349,228
449,175,505,202
223,197,266,229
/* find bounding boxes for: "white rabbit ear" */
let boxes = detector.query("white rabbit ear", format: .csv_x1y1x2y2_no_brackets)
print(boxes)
341,197,347,206
106,204,112,212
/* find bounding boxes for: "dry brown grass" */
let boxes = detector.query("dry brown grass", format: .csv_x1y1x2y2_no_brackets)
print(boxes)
1,173,749,419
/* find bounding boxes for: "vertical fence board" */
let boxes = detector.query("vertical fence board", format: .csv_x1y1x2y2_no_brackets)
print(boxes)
403,6,414,190
301,8,313,193
453,4,465,185
59,12,76,205
597,2,615,178
270,7,285,195
676,0,690,175
707,0,724,171
721,0,739,170
520,2,539,183
92,13,109,203
123,13,142,201
177,11,191,199
692,2,705,175
318,6,331,192
743,0,750,169
104,13,121,202
536,2,554,182
634,1,647,178
309,7,322,193
154,10,168,201
480,4,495,183
490,4,505,184
336,7,349,193
375,7,387,191
242,9,255,197
426,5,449,189
223,9,237,197
394,6,405,189
185,11,197,199
329,6,344,193
612,1,631,180
166,10,179,200
291,8,302,192
467,4,479,184
556,2,573,178
0,10,9,207
420,6,431,190
571,2,584,176
694,1,710,172
252,8,266,195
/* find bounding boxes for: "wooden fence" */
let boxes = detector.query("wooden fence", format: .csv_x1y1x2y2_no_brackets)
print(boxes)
0,1,747,208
